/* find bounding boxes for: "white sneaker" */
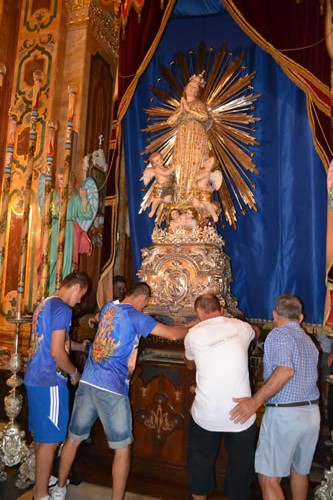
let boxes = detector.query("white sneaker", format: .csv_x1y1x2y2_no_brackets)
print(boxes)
51,485,67,500
48,475,58,493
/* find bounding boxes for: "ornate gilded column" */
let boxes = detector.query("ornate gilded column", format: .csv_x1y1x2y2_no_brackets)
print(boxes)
38,120,58,301
0,110,18,297
54,85,78,292
15,70,43,315
0,68,41,485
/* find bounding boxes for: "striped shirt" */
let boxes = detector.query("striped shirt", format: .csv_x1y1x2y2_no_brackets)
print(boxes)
264,322,319,404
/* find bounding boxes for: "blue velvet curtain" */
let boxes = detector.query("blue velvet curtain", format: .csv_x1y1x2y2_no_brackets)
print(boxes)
123,3,326,324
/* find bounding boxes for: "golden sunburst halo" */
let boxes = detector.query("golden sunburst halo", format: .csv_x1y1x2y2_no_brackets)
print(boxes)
141,42,261,228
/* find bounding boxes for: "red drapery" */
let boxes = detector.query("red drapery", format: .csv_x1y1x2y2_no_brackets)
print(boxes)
223,0,332,328
98,0,176,303
223,0,332,169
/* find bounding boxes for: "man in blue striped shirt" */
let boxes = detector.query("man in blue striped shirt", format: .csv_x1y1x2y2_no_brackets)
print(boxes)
230,294,320,500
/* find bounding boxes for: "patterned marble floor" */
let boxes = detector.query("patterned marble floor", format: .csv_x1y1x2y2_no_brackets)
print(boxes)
0,445,328,500
0,469,163,500
17,483,162,500
17,483,159,500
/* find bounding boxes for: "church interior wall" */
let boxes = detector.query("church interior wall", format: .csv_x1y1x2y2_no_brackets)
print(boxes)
0,0,118,353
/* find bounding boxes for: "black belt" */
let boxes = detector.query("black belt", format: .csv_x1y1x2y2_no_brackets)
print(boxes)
265,399,319,407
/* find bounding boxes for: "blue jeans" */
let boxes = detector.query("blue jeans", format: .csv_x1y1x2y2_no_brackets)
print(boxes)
68,382,133,449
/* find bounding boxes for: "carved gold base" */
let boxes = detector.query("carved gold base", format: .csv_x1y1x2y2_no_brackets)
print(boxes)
16,442,35,489
0,422,29,469
138,225,241,318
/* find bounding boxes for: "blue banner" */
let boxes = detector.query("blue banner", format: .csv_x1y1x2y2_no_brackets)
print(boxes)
123,3,326,324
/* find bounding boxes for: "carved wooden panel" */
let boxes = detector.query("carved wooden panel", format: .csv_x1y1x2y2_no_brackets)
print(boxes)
131,364,187,463
82,52,113,295
130,357,227,488
84,53,113,159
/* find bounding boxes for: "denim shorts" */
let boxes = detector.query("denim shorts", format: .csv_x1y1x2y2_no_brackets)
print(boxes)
68,382,133,449
255,405,320,477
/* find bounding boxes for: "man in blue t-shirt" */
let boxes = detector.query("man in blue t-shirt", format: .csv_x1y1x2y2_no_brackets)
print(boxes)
52,282,188,500
24,272,89,500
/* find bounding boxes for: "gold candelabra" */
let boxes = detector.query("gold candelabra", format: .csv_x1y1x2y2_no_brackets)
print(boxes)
0,312,33,487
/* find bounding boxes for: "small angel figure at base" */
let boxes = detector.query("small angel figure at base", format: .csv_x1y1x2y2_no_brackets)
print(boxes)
169,206,199,232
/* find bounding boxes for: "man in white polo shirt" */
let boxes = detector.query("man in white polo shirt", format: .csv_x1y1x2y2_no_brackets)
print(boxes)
184,293,257,500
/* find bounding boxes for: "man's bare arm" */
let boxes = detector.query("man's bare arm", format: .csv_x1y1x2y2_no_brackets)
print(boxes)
128,348,139,378
50,329,80,384
151,322,188,340
230,366,294,424
70,339,90,352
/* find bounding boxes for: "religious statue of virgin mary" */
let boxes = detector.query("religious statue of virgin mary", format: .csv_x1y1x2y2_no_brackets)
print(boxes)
140,43,261,228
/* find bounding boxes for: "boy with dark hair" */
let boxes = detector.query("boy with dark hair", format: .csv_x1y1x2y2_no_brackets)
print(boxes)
24,272,89,500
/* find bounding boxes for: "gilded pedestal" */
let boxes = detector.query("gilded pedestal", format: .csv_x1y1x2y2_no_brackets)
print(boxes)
138,224,240,318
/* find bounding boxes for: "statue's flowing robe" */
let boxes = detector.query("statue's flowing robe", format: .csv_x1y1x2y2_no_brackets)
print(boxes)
168,99,210,206
49,192,93,294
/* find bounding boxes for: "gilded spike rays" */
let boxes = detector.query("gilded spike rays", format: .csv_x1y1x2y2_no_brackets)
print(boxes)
160,66,184,97
175,51,190,90
141,43,261,227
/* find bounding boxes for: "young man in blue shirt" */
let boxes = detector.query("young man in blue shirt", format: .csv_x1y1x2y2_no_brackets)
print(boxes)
52,282,188,500
24,272,89,500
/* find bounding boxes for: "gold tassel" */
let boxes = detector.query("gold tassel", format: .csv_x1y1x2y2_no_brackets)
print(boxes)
160,0,164,9
138,12,141,23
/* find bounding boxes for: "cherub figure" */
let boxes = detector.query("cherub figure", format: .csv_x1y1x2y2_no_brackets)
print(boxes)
169,208,187,232
184,207,198,229
141,152,175,218
192,156,222,222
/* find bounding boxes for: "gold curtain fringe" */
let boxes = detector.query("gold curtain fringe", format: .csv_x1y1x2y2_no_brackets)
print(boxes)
223,0,331,171
248,317,328,334
222,0,330,112
306,97,332,170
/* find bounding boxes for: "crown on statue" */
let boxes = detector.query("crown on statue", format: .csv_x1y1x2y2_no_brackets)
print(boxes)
189,71,206,89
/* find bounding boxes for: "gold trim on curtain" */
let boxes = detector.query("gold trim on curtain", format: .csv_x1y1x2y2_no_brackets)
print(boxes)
97,0,176,304
117,0,177,123
223,0,331,170
223,0,333,331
